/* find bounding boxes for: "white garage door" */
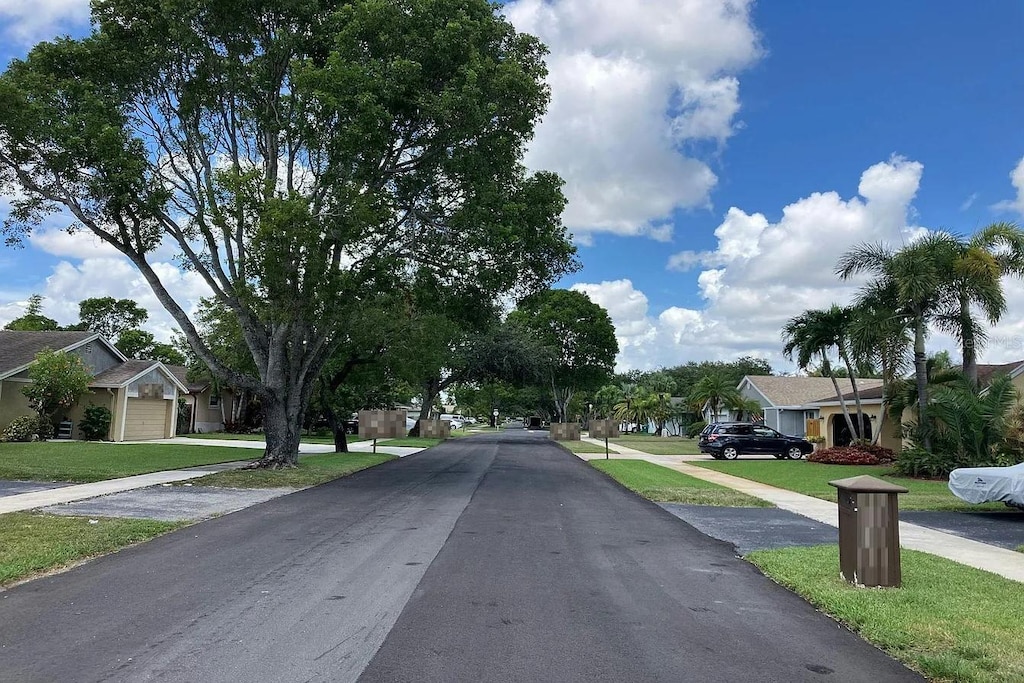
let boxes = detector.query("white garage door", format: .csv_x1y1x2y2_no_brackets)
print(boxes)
124,398,169,441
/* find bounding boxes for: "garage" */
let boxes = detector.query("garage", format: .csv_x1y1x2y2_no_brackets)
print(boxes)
123,397,170,441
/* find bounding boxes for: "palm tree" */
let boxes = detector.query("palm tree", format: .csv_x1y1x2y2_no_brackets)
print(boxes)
945,223,1024,386
837,233,963,449
847,286,912,444
688,374,742,423
781,308,860,441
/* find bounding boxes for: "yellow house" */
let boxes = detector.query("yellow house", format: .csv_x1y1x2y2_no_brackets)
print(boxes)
167,365,237,434
0,331,187,441
805,361,1024,452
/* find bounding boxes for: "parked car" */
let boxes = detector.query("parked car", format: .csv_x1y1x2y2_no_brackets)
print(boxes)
698,422,812,460
440,414,464,430
948,463,1024,509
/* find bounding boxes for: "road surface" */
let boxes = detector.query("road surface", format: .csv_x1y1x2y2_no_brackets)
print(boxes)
0,430,919,682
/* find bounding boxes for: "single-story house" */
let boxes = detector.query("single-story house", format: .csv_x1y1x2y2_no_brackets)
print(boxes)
705,375,884,438
167,365,235,434
806,360,1024,450
0,330,187,441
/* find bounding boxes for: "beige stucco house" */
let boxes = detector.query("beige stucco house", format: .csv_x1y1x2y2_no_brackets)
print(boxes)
167,365,235,434
0,331,187,441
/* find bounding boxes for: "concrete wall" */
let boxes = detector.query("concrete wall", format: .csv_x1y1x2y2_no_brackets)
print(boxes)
817,403,902,451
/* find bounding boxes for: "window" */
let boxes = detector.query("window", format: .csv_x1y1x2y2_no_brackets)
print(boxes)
753,426,778,437
209,394,221,408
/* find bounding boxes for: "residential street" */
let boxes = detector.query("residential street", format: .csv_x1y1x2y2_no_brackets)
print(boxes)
0,431,920,682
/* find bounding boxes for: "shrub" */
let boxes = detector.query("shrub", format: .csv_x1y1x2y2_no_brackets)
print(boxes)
79,405,112,441
808,444,896,466
893,447,952,478
807,435,826,445
686,421,707,438
1,415,45,442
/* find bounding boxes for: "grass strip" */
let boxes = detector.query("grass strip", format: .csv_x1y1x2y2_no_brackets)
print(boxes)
607,437,702,456
186,452,395,489
561,440,618,454
693,460,1011,512
591,459,772,507
378,437,442,448
0,513,181,587
0,442,253,483
748,545,1024,682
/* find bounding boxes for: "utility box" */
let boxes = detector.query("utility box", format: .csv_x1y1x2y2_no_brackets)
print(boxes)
828,475,909,587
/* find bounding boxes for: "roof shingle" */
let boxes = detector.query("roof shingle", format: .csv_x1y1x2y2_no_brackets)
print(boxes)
0,331,98,376
744,375,884,407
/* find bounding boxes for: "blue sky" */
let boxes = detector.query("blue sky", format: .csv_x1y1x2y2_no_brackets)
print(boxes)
3,1,1024,370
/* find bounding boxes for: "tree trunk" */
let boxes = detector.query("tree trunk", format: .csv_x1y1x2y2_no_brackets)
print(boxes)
411,379,440,437
318,383,348,453
823,368,856,444
839,343,867,441
961,295,979,386
913,317,931,451
258,391,303,467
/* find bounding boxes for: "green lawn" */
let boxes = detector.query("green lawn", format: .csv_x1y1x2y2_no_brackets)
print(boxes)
187,452,395,488
0,513,181,587
749,545,1024,682
378,437,443,448
693,460,1010,512
607,436,702,456
591,460,772,507
0,442,254,483
560,440,618,454
182,432,367,444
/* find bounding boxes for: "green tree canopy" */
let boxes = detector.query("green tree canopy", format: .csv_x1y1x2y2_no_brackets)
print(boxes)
509,289,618,423
4,294,58,331
78,297,148,339
0,0,577,465
23,349,93,431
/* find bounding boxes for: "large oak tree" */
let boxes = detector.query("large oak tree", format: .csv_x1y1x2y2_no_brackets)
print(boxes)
0,0,576,465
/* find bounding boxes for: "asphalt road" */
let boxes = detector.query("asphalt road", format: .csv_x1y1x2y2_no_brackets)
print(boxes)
0,431,920,682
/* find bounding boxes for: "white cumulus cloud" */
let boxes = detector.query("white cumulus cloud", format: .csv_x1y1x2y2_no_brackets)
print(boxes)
992,156,1024,216
504,0,762,242
574,157,941,371
0,0,90,44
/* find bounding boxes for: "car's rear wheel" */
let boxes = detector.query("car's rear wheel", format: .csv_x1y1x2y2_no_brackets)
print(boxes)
722,446,739,460
787,446,804,460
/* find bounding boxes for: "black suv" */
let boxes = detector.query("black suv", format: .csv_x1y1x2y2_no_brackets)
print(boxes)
698,422,812,460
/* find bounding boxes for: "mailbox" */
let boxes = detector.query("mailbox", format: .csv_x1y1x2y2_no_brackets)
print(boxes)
589,419,619,439
828,475,908,587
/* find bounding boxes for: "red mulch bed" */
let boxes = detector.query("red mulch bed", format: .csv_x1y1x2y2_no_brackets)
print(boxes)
807,444,897,466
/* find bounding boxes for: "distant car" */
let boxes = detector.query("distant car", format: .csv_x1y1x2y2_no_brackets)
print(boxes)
440,414,464,430
949,463,1024,509
698,422,812,460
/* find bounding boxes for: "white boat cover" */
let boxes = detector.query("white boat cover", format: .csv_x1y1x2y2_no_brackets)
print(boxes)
948,463,1024,505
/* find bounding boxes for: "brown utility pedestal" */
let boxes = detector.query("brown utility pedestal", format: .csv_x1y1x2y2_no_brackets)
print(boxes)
828,475,908,587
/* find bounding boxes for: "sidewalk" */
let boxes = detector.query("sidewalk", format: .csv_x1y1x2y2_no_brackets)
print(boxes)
1,441,425,515
579,435,1024,583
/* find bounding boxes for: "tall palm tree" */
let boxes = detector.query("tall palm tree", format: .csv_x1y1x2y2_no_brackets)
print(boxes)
781,308,860,441
945,223,1024,386
847,285,912,444
837,232,963,450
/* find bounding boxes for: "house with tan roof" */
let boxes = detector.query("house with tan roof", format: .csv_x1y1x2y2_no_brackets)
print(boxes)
0,330,187,441
166,365,236,434
730,375,884,439
805,360,1024,450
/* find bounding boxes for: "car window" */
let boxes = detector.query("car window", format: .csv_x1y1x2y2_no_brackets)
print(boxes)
752,426,776,437
729,425,754,436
